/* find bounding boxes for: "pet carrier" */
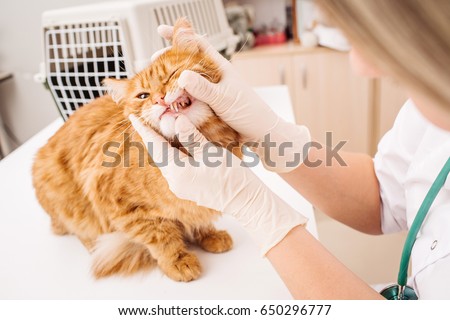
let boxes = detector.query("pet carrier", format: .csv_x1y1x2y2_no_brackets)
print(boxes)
35,0,235,120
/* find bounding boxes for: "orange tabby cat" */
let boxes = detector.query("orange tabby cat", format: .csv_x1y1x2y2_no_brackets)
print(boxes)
32,18,241,282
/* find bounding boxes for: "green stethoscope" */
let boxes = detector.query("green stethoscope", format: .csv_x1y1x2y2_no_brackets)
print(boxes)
380,157,450,300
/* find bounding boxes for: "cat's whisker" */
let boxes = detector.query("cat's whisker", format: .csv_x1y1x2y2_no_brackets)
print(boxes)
233,34,251,58
178,48,197,74
111,119,130,131
126,126,138,137
112,121,129,131
113,111,131,121
113,113,147,137
111,108,153,136
117,114,153,147
108,106,127,115
115,123,135,146
113,123,133,138
111,117,134,134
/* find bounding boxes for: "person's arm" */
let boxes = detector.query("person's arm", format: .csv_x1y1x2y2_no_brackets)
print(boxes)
281,147,382,235
267,225,384,299
131,115,384,300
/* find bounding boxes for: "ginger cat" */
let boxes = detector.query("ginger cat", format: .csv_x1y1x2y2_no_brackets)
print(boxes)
32,18,241,282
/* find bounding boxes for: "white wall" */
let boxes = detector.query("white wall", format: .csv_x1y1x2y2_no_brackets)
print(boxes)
0,0,113,150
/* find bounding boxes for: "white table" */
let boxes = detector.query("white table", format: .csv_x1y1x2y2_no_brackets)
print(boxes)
0,86,316,299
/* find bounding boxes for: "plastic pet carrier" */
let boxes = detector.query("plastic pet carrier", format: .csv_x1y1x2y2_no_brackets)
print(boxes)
35,0,235,120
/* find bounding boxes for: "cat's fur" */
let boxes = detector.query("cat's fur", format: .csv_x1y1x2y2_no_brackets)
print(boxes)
32,18,241,282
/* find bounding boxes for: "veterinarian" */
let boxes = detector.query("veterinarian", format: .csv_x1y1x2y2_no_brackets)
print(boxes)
130,0,450,299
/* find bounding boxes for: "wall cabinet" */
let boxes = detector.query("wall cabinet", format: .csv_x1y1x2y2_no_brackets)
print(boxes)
231,54,293,88
375,78,408,142
291,52,372,153
232,44,407,155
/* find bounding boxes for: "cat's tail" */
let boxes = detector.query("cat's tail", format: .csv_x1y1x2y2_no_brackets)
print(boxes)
91,232,155,278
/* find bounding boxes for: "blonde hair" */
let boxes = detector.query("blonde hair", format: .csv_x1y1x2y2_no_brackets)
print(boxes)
315,0,450,111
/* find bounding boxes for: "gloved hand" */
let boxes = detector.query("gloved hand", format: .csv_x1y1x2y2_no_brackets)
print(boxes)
151,25,311,173
130,114,308,255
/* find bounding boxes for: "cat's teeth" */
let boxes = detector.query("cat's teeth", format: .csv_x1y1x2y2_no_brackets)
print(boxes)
174,103,179,113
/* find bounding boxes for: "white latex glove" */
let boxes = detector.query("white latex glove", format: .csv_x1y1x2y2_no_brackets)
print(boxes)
130,114,308,255
151,25,311,173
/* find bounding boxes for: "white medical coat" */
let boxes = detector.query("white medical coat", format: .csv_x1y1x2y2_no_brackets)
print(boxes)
374,99,450,299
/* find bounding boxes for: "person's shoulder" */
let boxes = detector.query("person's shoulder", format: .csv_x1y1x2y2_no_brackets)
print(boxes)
375,98,448,173
392,99,428,140
376,99,424,159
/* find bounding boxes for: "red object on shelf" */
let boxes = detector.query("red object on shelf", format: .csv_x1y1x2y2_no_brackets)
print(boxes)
255,32,287,46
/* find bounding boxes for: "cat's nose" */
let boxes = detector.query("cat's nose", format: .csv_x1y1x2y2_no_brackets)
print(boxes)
156,96,167,107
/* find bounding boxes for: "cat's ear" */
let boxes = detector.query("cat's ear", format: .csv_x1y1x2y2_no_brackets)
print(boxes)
103,78,128,104
172,17,197,50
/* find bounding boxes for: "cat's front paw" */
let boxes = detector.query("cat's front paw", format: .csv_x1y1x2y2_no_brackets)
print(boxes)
199,230,233,253
162,251,201,282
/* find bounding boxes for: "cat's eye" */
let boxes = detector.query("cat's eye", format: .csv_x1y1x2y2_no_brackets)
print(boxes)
136,93,150,100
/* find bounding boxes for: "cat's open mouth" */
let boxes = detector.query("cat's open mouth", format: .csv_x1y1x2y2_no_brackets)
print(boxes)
159,94,194,119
